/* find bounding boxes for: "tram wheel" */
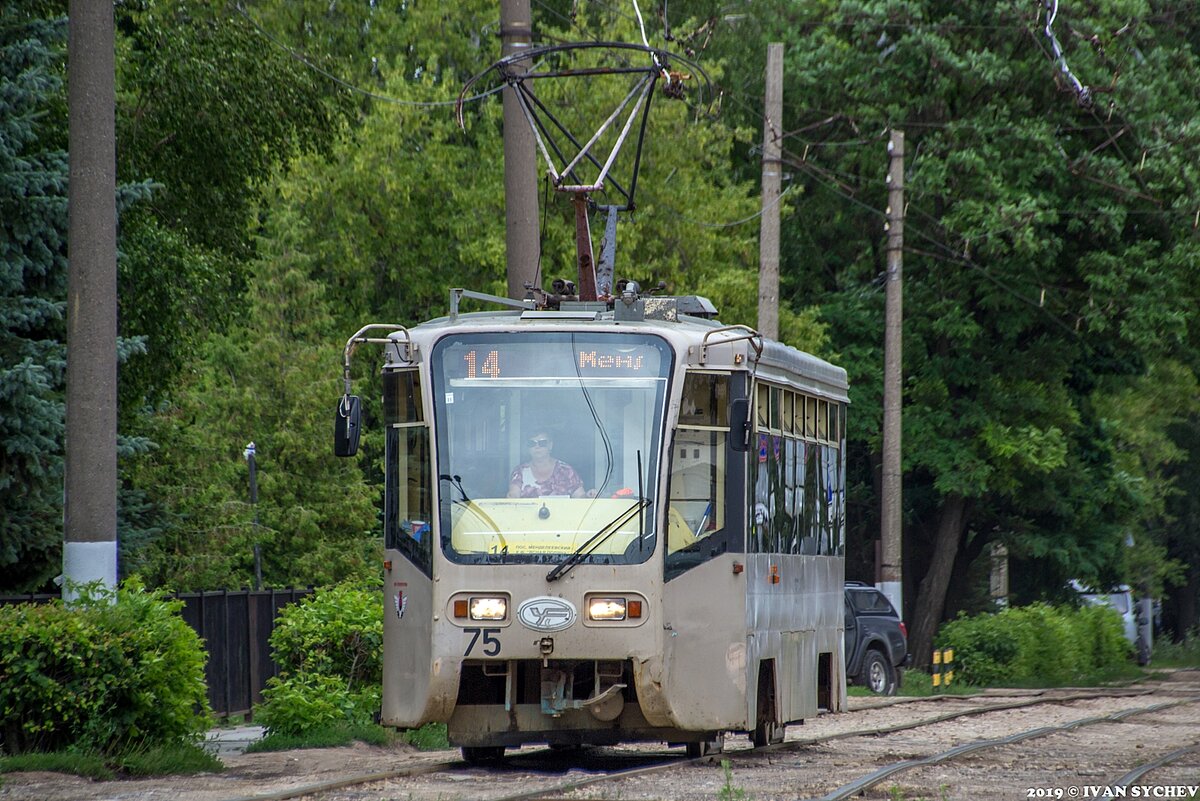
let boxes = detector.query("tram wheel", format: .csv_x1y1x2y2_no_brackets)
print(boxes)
461,745,505,763
685,734,724,758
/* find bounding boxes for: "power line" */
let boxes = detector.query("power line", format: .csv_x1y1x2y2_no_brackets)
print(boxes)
664,184,794,229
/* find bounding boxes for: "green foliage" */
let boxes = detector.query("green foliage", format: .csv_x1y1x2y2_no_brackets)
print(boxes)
255,673,381,738
253,583,382,737
268,582,383,683
1153,630,1200,668
0,581,211,755
125,253,380,591
115,742,223,776
0,750,113,780
400,723,450,751
718,759,748,801
937,603,1133,687
116,0,351,257
0,742,219,778
0,7,68,592
246,721,393,753
680,0,1200,635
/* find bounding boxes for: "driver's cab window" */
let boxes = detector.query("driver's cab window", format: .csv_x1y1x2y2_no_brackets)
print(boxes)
666,371,731,580
383,369,433,576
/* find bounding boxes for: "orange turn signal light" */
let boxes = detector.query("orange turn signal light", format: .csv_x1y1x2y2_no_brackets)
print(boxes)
627,600,643,619
453,599,469,618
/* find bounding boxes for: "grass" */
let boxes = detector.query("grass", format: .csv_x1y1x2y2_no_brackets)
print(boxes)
847,669,979,698
246,722,395,753
1153,631,1200,668
0,742,221,780
400,722,450,750
247,721,451,753
718,758,748,801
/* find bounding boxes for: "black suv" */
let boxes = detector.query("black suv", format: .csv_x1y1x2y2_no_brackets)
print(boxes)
844,581,909,695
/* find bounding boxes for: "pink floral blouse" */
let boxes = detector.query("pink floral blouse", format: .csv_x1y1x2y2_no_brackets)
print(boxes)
510,460,583,498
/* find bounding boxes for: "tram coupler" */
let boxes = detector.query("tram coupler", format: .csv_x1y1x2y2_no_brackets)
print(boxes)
539,666,627,720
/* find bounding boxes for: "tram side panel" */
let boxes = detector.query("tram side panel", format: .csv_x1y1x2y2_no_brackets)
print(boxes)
653,554,750,731
382,557,447,726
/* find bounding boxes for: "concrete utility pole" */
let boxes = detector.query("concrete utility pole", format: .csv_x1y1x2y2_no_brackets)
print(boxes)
64,0,119,600
757,43,784,340
500,0,540,299
879,130,905,616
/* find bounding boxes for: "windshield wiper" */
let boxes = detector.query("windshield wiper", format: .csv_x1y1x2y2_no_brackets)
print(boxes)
440,474,508,560
545,498,649,583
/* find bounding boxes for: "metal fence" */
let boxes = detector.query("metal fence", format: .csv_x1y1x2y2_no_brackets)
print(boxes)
0,587,312,719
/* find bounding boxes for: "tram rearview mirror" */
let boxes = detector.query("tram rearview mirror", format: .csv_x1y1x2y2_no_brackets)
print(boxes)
334,395,361,457
729,397,750,452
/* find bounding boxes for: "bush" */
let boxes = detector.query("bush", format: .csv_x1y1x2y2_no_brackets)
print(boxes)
267,581,382,686
0,581,211,755
253,582,382,736
255,673,381,737
937,603,1132,687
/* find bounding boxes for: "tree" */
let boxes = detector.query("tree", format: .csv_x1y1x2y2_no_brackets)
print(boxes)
673,0,1200,664
127,243,379,590
117,1,830,590
113,0,353,407
0,9,69,591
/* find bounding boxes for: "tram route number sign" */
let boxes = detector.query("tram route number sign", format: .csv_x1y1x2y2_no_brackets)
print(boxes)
459,347,649,379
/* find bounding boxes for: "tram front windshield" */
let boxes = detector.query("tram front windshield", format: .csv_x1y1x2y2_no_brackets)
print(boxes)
431,331,672,566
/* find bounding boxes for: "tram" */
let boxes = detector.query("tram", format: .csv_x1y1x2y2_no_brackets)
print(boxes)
336,284,848,760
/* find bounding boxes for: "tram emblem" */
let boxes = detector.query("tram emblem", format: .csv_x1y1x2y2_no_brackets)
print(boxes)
516,596,577,632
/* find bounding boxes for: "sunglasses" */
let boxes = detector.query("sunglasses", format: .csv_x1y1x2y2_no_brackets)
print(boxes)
529,437,551,447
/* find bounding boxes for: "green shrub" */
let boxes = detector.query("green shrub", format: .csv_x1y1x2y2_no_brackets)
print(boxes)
255,673,381,736
0,581,211,756
937,603,1132,687
267,581,382,686
253,582,382,736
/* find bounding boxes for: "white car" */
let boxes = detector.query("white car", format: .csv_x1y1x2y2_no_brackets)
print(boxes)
1070,580,1151,665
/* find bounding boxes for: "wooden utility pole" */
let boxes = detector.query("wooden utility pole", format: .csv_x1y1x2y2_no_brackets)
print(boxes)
64,0,118,600
500,0,540,299
879,130,905,616
757,43,783,340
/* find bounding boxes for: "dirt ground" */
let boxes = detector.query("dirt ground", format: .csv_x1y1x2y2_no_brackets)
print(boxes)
2,671,1197,801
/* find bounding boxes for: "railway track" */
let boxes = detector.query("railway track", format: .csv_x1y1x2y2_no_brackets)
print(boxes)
226,678,1200,801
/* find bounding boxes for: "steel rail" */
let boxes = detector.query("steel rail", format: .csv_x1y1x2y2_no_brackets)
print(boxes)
481,690,1167,801
215,687,1181,801
1098,742,1200,801
802,697,1200,801
219,758,457,801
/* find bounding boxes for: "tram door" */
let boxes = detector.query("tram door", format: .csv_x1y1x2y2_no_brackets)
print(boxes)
658,371,750,731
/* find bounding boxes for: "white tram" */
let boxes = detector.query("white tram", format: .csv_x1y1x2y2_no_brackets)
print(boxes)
337,287,848,760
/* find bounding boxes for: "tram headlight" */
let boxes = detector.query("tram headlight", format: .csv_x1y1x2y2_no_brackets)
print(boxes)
589,598,628,621
468,596,507,621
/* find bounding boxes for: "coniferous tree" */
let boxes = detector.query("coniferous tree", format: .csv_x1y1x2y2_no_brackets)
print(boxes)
0,9,68,591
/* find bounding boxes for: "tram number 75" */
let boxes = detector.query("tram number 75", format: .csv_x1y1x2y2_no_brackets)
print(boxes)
463,627,502,657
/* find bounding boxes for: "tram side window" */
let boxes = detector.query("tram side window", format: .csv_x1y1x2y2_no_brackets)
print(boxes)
667,372,730,581
751,383,846,557
383,370,433,576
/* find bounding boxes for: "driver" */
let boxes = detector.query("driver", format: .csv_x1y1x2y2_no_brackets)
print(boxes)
508,431,587,498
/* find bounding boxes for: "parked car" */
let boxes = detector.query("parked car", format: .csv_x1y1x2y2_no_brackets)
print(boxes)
1070,580,1152,665
844,581,910,695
